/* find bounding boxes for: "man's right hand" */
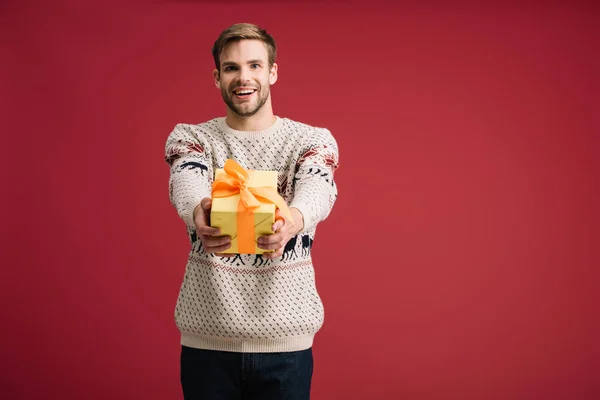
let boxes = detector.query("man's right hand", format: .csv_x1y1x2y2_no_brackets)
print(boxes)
193,197,232,255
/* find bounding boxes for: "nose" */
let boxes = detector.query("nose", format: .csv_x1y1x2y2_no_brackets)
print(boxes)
236,65,252,84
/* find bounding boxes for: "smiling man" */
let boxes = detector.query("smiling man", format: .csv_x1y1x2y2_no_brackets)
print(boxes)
165,23,339,400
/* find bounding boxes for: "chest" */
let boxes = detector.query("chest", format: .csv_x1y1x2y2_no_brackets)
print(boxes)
210,137,301,201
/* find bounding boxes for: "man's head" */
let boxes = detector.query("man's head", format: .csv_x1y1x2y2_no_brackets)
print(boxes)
212,23,278,118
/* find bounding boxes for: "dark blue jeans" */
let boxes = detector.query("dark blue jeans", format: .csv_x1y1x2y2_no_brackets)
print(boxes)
180,346,313,400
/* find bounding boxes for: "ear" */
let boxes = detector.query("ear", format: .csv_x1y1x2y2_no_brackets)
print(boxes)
213,68,220,89
269,63,278,85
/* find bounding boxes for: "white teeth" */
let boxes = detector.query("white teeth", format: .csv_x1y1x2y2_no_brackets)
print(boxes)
236,90,254,95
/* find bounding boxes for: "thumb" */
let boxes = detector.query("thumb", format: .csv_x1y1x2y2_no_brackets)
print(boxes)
274,208,285,223
272,209,285,232
201,197,212,210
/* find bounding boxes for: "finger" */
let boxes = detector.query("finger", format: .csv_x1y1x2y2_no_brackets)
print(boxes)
257,231,284,246
195,198,212,220
202,235,231,248
273,209,285,230
195,198,214,228
204,242,232,254
201,197,212,210
272,218,285,233
215,253,235,257
264,248,283,259
257,238,285,251
197,226,221,236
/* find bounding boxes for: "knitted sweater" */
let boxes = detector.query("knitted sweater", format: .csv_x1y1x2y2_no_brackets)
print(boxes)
164,116,339,353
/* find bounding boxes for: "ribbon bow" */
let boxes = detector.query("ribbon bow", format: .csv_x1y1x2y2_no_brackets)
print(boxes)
211,159,293,253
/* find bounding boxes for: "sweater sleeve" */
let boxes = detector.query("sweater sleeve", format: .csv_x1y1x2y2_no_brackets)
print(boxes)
289,128,340,233
165,124,214,228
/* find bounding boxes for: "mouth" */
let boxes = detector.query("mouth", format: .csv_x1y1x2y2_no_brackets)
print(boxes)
232,88,257,100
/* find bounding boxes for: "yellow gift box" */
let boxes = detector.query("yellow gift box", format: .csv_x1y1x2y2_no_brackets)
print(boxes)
210,159,293,254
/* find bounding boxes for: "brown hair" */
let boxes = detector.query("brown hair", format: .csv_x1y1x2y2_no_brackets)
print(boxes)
212,23,277,72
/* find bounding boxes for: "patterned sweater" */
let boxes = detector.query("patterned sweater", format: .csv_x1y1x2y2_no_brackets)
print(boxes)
165,116,339,353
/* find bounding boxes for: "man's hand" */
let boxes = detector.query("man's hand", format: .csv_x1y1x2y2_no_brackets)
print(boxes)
257,207,304,259
193,197,232,256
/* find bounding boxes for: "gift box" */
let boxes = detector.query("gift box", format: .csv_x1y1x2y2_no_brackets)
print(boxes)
210,159,292,254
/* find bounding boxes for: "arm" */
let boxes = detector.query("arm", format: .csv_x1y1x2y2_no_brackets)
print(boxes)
289,128,340,233
256,128,339,257
165,124,213,228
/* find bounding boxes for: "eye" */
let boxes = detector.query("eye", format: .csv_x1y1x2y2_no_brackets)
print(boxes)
251,63,260,69
223,66,237,72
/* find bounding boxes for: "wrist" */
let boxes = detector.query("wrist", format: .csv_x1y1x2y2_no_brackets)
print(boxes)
290,207,304,234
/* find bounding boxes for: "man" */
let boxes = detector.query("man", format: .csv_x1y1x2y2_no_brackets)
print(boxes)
164,22,339,400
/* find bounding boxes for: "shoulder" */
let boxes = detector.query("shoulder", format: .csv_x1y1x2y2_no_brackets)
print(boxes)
169,118,223,141
164,118,224,165
279,117,336,145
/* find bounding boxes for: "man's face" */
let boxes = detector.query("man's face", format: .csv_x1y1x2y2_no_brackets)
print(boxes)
214,39,278,118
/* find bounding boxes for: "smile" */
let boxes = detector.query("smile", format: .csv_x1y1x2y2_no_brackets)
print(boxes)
233,88,257,99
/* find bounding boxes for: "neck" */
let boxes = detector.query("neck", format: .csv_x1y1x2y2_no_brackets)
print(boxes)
225,103,276,132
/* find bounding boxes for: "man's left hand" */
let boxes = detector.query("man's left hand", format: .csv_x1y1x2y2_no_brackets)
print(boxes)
257,207,304,259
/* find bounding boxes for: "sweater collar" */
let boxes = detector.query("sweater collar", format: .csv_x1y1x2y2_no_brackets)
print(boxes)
217,116,283,139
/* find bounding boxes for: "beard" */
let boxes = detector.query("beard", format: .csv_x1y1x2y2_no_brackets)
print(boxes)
222,83,270,117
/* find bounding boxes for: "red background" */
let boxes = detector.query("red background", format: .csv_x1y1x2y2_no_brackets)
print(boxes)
2,0,599,399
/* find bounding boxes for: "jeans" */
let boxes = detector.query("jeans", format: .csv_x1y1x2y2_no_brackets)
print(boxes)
180,346,314,400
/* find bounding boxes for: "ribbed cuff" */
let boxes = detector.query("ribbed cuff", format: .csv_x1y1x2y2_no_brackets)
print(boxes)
182,199,202,227
181,332,314,353
288,200,315,233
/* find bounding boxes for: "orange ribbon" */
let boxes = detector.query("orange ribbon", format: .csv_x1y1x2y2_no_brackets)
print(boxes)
211,159,294,253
